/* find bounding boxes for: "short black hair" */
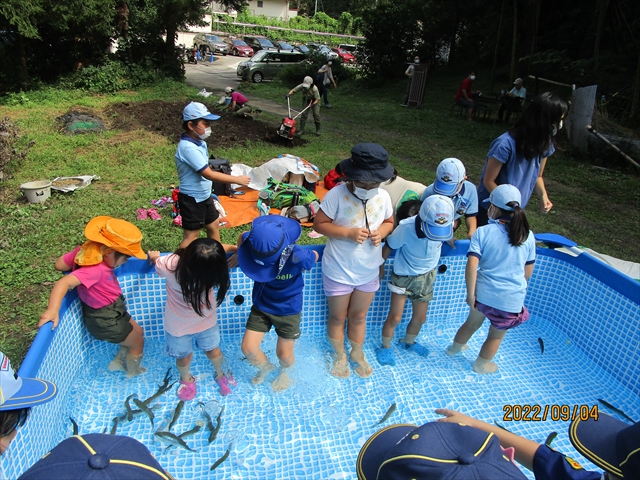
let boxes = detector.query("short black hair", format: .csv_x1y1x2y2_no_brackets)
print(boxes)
396,200,422,223
0,408,30,439
182,118,205,131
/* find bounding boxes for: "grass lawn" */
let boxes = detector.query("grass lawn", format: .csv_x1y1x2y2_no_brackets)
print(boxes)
0,71,638,365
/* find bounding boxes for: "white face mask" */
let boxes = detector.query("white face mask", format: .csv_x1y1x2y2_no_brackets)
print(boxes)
470,75,476,81
414,59,420,64
353,186,379,201
198,127,212,140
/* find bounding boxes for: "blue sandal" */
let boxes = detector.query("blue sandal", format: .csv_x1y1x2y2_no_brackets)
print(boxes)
375,347,396,366
402,342,430,357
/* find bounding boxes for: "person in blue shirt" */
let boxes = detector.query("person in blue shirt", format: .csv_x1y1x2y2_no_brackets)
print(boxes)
176,102,250,250
420,157,478,240
446,184,535,374
476,92,568,226
376,195,455,366
237,215,319,391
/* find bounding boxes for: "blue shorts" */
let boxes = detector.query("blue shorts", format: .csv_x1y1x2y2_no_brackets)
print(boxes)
164,323,221,359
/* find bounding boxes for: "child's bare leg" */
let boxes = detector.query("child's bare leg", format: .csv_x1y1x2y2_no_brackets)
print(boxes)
121,319,146,377
272,338,295,392
179,229,202,249
446,308,484,356
176,352,194,381
241,330,275,385
400,301,429,344
381,293,406,346
205,347,235,395
108,345,128,372
346,289,376,378
327,294,351,378
204,218,221,242
473,326,507,374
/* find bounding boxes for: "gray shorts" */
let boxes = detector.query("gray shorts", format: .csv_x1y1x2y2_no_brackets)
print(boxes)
388,269,437,302
81,296,133,344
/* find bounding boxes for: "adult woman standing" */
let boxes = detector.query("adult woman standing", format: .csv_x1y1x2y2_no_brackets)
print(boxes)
476,92,568,226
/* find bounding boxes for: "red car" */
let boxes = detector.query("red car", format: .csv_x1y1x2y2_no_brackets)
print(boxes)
230,39,254,57
331,47,355,63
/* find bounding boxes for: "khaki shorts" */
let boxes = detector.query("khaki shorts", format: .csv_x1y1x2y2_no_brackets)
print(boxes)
82,296,133,344
246,305,301,340
389,269,437,302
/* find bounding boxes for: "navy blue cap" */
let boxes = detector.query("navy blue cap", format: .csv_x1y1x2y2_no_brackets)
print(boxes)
339,143,395,183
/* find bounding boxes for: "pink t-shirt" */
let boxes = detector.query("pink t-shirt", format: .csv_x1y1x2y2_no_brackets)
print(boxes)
62,247,123,309
231,91,248,105
154,253,217,337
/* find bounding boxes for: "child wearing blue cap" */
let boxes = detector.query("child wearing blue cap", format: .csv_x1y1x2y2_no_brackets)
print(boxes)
445,184,535,373
176,102,251,250
376,195,455,366
420,157,478,240
237,215,319,391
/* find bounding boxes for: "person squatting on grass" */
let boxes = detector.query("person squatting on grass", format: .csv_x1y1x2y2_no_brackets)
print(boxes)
39,216,148,377
237,215,319,392
222,87,253,118
314,143,395,379
148,238,235,400
446,185,535,374
176,102,250,251
286,76,321,136
376,195,455,367
476,91,568,225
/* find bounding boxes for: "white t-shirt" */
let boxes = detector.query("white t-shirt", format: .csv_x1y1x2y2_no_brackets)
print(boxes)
320,183,393,285
154,253,217,337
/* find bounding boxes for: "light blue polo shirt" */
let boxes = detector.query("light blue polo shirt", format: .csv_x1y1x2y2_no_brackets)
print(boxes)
175,134,212,202
420,180,478,220
468,223,536,313
386,216,442,276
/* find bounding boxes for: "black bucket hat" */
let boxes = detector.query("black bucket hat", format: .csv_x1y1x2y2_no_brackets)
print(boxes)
338,143,395,183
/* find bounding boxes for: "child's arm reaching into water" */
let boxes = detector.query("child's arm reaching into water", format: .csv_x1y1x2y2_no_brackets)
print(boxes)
465,255,479,309
39,274,82,329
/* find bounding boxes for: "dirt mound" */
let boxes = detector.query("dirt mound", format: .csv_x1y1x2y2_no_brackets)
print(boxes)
104,100,306,148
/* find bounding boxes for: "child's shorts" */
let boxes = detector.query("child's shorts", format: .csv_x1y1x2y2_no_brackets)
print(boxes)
246,306,301,340
388,269,436,302
178,193,219,231
475,301,530,330
81,296,133,344
165,323,221,359
322,273,379,297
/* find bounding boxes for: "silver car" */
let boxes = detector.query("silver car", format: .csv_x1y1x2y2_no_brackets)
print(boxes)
237,50,306,83
193,33,229,56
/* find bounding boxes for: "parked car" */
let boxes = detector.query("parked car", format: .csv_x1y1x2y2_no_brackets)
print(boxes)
306,43,339,60
331,47,355,63
243,36,277,54
275,41,295,51
338,44,358,54
193,33,229,56
229,39,254,57
237,50,306,83
294,44,310,55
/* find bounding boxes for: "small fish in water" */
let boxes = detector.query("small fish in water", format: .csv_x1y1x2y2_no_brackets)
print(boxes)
142,368,176,406
374,403,397,426
168,400,184,432
210,443,232,471
210,405,225,444
198,403,216,442
154,431,196,452
132,398,155,427
110,416,120,435
69,417,79,435
494,420,512,433
538,337,545,354
124,394,137,422
179,424,202,439
545,431,557,446
597,399,637,424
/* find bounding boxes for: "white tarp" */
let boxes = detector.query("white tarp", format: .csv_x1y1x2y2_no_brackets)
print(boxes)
557,247,640,280
230,154,320,191
51,175,100,193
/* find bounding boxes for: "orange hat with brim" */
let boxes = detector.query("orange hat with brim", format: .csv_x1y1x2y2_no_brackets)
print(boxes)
84,216,147,260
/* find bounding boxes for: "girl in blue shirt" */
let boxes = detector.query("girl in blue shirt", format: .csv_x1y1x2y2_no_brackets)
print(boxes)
446,184,536,374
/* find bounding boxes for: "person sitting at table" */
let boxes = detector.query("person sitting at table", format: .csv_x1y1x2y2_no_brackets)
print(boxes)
498,78,527,122
455,71,481,122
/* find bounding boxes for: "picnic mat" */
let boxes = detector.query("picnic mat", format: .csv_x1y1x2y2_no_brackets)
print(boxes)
218,181,329,228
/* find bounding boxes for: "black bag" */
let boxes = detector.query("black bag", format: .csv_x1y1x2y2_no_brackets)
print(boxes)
208,156,233,196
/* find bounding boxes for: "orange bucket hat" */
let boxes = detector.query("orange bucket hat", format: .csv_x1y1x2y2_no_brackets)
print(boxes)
75,216,146,266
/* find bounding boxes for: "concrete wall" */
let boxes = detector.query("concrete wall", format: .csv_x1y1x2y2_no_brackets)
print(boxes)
246,0,297,20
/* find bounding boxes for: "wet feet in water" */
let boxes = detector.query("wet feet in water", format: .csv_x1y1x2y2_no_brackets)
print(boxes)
252,362,276,385
330,353,351,378
271,370,291,392
351,353,373,378
473,359,499,374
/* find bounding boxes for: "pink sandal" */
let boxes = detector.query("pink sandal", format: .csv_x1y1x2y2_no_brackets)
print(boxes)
136,208,148,220
216,375,233,396
177,378,197,401
147,208,162,220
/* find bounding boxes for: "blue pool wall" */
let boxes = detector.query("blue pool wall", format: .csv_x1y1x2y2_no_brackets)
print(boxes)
6,239,640,479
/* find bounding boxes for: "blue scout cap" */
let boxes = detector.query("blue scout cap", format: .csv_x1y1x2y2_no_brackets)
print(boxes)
570,413,640,479
357,421,527,479
0,352,57,411
182,102,220,121
434,158,466,196
17,434,173,480
420,195,454,241
237,215,302,283
482,184,522,211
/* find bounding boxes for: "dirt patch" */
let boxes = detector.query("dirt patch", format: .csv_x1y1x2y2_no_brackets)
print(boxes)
103,100,307,148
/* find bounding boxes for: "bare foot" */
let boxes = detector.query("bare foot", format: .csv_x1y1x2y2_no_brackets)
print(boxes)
473,359,498,374
330,353,351,378
272,370,291,391
252,362,276,385
352,354,373,378
445,343,469,356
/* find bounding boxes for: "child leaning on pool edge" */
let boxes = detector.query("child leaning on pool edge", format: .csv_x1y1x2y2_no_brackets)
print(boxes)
313,143,396,379
148,238,235,400
446,184,535,374
376,195,455,367
237,215,319,391
39,216,148,377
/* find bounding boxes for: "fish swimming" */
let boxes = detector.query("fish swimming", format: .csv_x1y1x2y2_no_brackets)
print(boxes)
154,431,196,452
209,405,225,444
179,425,202,438
494,421,512,433
545,431,557,446
198,403,216,442
132,398,155,427
168,400,184,432
597,399,637,424
142,368,176,406
210,443,231,471
110,416,120,435
374,403,397,426
124,394,137,422
538,337,544,354
70,417,79,435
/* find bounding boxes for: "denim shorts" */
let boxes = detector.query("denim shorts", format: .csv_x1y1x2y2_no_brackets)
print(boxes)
388,269,436,302
322,273,379,297
164,323,221,359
